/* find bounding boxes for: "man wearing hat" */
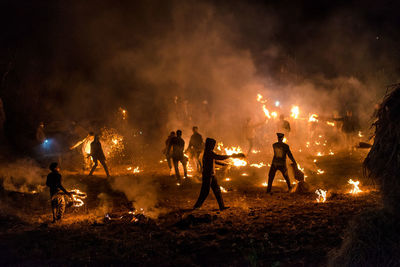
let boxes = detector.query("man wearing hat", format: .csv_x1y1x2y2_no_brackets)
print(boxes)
267,133,297,193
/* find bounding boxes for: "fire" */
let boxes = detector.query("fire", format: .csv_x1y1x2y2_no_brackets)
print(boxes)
271,111,278,118
70,189,87,207
283,137,287,143
251,149,260,154
315,189,327,203
84,141,91,154
348,179,362,194
250,162,266,168
290,106,300,119
225,177,231,181
317,169,325,175
127,166,142,174
217,142,224,151
275,101,280,107
224,146,247,167
329,150,334,155
220,186,228,193
256,93,268,103
308,114,318,122
327,121,335,127
358,131,363,137
262,105,271,119
317,152,323,157
261,182,268,187
119,107,127,120
297,163,304,172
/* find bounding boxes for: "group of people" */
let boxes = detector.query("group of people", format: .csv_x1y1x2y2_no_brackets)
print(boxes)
47,123,298,222
163,124,297,211
164,126,204,184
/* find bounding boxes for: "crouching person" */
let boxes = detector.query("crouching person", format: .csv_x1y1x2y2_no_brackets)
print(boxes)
46,162,72,223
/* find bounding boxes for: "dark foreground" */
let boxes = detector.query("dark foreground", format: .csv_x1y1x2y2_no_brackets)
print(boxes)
0,154,381,266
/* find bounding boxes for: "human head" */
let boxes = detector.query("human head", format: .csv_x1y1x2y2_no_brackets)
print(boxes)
277,133,284,141
88,132,94,136
94,135,100,142
192,126,198,133
176,130,182,137
205,138,216,152
49,162,59,171
170,131,175,137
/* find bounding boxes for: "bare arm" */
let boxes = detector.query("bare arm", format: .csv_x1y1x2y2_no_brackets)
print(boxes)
287,148,296,165
70,138,85,150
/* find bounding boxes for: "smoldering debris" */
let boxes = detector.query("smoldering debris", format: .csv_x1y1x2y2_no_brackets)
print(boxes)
110,175,167,218
0,158,46,194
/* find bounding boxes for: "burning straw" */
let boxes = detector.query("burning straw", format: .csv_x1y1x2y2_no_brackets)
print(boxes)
330,85,400,266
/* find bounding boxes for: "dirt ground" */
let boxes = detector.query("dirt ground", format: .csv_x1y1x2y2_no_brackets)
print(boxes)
0,151,382,266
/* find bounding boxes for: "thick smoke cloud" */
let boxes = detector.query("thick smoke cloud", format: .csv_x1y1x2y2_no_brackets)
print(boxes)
1,0,399,153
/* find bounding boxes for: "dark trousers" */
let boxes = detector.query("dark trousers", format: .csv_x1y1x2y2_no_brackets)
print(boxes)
191,150,202,173
89,158,110,177
193,174,224,209
166,154,173,170
267,164,291,192
173,157,187,182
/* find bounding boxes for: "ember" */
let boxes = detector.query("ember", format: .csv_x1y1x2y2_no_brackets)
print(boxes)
70,189,87,207
348,179,362,194
315,189,327,203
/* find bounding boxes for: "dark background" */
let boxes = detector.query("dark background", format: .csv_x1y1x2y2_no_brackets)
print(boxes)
0,0,399,153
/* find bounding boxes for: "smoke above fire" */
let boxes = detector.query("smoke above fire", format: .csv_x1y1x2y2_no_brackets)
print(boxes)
2,0,399,153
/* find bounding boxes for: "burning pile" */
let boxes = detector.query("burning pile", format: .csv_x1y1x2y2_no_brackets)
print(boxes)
315,189,327,203
70,189,87,207
348,179,362,195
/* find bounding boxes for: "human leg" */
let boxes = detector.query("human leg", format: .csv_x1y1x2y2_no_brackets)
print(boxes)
88,159,98,176
210,176,225,209
193,175,211,209
99,159,110,177
266,164,277,193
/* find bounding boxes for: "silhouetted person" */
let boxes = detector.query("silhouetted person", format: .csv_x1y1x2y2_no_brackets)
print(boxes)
167,130,187,183
88,135,110,177
193,138,245,210
46,162,72,222
186,126,204,173
36,121,46,144
164,131,176,175
244,117,265,155
267,133,296,193
333,110,359,150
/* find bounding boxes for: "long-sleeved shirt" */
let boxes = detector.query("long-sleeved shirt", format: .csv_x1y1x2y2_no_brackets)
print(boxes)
271,142,296,166
202,151,230,176
46,171,68,197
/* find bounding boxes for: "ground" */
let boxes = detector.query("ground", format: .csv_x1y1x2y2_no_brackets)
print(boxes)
0,151,381,266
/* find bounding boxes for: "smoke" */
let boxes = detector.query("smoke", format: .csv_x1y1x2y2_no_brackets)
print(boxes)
2,0,400,155
0,158,46,193
110,175,166,218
